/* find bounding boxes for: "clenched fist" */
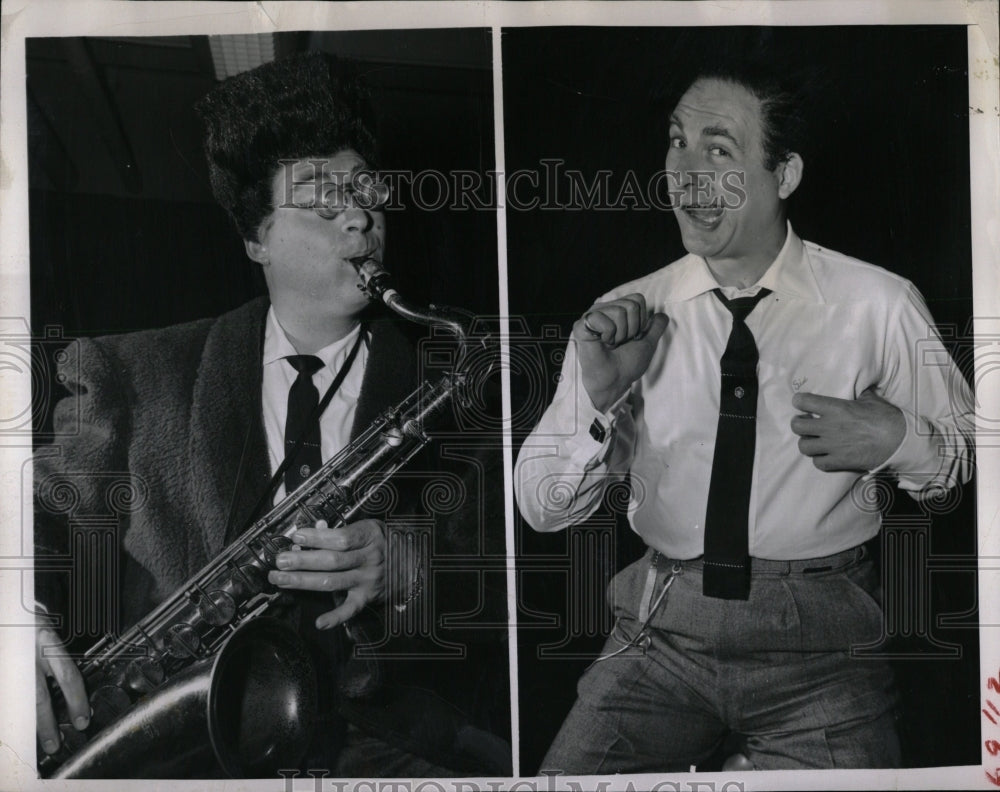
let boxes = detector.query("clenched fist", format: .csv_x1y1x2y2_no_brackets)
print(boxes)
574,293,669,412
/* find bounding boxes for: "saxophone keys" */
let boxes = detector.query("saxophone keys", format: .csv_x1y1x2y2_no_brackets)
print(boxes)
197,589,237,627
90,684,131,727
164,623,201,659
257,534,294,567
383,425,405,447
261,533,293,553
123,656,164,694
226,559,266,598
234,564,267,596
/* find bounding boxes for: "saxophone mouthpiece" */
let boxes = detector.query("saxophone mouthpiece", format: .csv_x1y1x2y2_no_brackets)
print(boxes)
355,259,398,304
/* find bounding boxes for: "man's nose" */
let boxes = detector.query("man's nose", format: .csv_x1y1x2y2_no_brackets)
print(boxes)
666,147,694,185
666,152,698,204
678,148,713,183
341,207,374,234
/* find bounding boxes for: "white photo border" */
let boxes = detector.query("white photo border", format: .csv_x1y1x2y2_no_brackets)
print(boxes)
1,2,997,790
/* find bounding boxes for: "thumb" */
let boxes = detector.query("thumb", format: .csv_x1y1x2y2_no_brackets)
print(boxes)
858,385,883,403
640,312,669,346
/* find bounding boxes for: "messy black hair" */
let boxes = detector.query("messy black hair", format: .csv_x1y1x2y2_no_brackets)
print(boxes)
195,52,377,241
684,58,811,172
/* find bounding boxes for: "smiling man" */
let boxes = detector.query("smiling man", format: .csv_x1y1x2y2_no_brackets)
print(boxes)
515,64,974,772
34,52,508,778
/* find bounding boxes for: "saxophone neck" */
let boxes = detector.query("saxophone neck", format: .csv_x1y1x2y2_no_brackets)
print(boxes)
356,259,471,365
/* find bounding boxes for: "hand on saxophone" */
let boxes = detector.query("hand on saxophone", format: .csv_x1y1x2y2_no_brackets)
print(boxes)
35,617,89,754
574,293,669,413
268,518,386,629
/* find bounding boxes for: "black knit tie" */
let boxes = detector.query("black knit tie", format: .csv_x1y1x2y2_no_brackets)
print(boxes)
702,287,771,600
284,355,324,494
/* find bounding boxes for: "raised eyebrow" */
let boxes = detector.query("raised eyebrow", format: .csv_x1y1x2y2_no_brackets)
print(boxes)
702,125,742,150
324,163,365,180
292,162,363,183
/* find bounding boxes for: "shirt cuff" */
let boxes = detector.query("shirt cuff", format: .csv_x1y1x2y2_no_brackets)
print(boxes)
548,381,627,470
865,407,942,491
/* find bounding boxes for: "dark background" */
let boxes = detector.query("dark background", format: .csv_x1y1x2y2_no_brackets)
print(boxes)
26,27,510,755
504,26,979,773
25,24,982,776
27,30,498,341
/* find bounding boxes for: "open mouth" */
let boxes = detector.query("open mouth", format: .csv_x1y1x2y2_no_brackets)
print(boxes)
681,204,725,228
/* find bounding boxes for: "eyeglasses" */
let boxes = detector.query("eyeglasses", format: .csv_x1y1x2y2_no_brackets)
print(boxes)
311,172,391,219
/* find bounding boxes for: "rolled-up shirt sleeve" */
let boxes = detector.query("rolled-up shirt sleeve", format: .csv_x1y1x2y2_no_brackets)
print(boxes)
869,281,975,496
514,337,637,532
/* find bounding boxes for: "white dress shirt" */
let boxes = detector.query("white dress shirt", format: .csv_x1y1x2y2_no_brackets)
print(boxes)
261,307,368,503
514,225,974,560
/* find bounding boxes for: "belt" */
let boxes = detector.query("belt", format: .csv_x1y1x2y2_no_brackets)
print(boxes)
651,543,868,577
634,543,870,625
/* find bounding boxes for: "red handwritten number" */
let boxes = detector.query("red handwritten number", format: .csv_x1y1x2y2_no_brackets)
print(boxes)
986,672,1000,786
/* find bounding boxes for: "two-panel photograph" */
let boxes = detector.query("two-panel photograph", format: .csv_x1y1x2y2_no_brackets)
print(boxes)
1,2,996,790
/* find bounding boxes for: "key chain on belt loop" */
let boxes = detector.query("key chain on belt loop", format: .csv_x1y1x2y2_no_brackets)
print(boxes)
594,551,683,664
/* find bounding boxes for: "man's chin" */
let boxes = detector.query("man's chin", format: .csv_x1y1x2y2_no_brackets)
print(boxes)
677,227,726,259
674,210,728,255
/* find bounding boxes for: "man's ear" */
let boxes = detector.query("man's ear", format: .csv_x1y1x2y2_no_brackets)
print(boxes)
776,152,803,200
244,220,272,265
244,237,268,265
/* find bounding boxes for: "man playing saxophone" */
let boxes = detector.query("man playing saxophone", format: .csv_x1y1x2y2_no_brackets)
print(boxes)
33,51,507,777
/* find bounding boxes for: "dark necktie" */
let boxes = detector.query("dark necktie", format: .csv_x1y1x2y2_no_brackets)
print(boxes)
284,354,325,494
702,287,771,600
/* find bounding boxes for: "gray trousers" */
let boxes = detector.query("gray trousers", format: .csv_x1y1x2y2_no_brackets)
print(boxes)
542,545,901,773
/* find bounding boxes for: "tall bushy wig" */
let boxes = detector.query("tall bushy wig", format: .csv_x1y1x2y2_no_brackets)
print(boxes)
196,52,377,241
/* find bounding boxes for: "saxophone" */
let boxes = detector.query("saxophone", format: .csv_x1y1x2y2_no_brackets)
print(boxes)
39,261,476,778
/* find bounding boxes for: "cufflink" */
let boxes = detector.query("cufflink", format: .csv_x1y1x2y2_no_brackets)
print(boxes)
589,418,607,443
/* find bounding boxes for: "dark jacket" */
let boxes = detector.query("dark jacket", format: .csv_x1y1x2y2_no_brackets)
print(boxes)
34,297,509,774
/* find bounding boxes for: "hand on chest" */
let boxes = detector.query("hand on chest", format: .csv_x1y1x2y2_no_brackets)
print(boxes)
638,298,884,443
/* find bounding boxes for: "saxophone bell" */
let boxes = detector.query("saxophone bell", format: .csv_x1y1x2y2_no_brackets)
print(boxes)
41,263,482,778
44,618,317,779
